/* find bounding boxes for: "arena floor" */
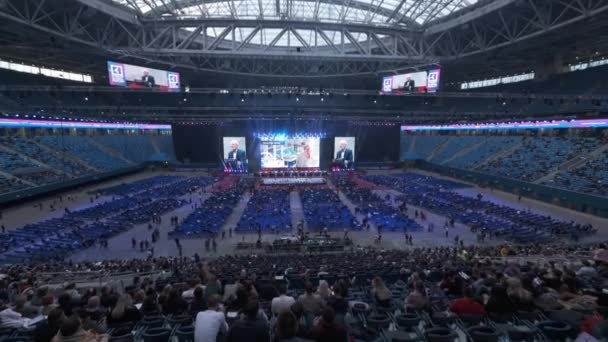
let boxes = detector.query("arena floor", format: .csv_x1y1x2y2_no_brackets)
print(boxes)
1,169,607,263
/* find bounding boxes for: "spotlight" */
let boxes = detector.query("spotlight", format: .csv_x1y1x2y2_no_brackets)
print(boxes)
321,97,324,102
296,97,299,102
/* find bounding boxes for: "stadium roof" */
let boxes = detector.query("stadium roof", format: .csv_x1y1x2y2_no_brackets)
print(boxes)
112,0,478,46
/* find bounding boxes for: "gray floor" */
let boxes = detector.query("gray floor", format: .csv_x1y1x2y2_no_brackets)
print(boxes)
1,169,606,263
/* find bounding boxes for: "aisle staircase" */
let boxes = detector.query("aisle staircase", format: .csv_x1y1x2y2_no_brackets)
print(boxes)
0,170,35,187
427,136,455,160
31,140,100,173
87,138,136,165
473,141,524,169
0,145,72,177
534,142,608,183
440,140,486,165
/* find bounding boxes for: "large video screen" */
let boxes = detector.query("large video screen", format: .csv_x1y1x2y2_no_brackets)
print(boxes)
334,137,355,163
260,137,320,168
223,137,247,171
382,69,440,94
107,61,180,92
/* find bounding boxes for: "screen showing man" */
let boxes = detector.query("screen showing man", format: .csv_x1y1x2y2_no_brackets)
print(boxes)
333,137,355,169
141,69,155,88
107,61,180,92
223,137,247,171
260,137,320,168
381,69,440,94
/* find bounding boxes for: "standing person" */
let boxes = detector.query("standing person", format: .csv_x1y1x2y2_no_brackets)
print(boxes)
271,284,295,316
194,295,228,342
297,282,324,315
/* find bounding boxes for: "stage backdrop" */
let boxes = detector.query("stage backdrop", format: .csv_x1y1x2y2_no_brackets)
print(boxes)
171,122,399,167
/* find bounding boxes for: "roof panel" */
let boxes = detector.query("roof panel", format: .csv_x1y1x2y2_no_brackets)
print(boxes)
111,0,478,46
112,0,478,25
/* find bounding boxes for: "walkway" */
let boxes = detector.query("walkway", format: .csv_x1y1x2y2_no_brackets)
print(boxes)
290,191,306,230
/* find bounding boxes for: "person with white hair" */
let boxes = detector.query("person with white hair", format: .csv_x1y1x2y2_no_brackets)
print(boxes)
335,139,353,168
141,69,155,88
227,139,246,171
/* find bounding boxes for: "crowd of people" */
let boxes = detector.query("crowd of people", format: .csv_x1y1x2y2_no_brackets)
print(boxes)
0,241,607,341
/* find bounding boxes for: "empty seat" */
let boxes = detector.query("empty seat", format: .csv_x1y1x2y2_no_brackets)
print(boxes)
425,327,458,342
536,321,573,341
395,313,420,330
142,327,171,342
468,325,501,342
175,325,195,342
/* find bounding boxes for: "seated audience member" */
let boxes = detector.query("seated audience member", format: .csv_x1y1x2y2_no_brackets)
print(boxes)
182,278,203,301
52,314,108,342
485,285,515,315
34,308,64,342
141,289,161,315
272,284,296,315
106,294,141,326
190,287,207,315
57,293,75,317
235,280,257,310
405,282,428,312
371,277,392,307
41,294,58,316
298,282,324,315
81,296,107,333
449,287,486,316
163,288,189,316
226,298,269,342
99,287,118,311
275,311,311,342
195,294,228,342
0,298,28,329
310,307,348,342
506,277,535,311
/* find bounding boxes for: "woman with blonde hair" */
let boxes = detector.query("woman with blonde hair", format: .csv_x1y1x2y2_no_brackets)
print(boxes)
106,294,141,326
316,280,331,301
371,276,392,307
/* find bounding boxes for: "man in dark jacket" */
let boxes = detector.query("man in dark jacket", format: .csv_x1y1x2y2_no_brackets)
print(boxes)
226,299,269,342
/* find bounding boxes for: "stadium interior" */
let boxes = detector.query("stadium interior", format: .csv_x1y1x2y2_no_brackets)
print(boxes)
1,0,608,341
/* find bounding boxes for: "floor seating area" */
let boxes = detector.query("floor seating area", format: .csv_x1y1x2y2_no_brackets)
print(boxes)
236,189,292,233
300,187,359,231
363,173,596,242
333,176,422,232
0,175,210,263
168,190,242,238
95,175,185,196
